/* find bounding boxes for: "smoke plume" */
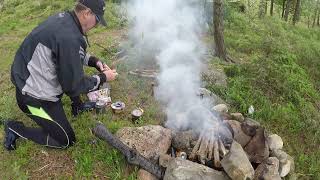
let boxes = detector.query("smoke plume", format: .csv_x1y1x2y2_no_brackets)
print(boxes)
125,0,230,138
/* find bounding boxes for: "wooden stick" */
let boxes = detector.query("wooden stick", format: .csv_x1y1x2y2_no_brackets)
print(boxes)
189,133,203,160
218,138,227,157
213,140,221,168
198,135,209,164
207,132,214,160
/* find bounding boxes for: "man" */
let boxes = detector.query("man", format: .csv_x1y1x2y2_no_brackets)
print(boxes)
4,0,118,150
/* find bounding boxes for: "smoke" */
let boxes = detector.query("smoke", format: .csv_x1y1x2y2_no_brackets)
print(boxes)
125,0,230,138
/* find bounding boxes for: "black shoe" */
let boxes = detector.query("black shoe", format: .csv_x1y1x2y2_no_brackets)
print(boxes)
3,120,22,151
71,101,96,117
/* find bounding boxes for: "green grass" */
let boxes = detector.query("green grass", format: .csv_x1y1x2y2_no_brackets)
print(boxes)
0,0,155,179
207,8,320,179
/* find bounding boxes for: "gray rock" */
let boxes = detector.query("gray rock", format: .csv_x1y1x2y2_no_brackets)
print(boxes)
221,141,254,180
202,64,228,88
172,130,197,152
212,104,229,113
267,134,283,151
197,88,227,105
254,157,281,180
164,158,230,180
159,154,173,168
270,149,294,177
137,169,158,180
225,120,251,147
241,118,261,136
230,113,245,122
116,125,172,162
244,128,269,163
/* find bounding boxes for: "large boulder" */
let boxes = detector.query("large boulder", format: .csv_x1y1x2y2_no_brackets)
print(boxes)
254,157,281,180
171,130,197,153
197,88,226,105
202,64,228,88
244,128,270,163
164,158,230,180
116,125,172,162
267,134,283,151
230,113,245,122
137,169,158,180
241,118,261,137
212,104,229,113
221,141,254,180
225,120,252,147
270,149,294,177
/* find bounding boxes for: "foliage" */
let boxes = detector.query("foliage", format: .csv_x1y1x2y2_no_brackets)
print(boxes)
207,9,320,179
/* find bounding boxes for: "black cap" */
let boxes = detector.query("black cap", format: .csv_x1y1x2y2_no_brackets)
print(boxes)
80,0,107,26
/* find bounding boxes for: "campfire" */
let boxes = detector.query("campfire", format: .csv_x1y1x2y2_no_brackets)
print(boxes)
93,93,295,180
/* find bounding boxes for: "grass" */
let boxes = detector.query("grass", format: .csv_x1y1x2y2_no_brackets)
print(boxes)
207,6,320,179
0,0,160,179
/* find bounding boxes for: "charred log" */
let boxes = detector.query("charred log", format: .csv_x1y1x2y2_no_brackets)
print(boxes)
92,123,165,179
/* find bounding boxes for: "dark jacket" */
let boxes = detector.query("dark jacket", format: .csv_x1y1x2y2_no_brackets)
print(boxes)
11,11,106,102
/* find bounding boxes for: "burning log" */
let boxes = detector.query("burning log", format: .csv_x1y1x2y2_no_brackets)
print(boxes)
92,123,165,179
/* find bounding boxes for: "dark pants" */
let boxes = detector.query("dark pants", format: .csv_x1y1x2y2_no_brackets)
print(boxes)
8,89,76,148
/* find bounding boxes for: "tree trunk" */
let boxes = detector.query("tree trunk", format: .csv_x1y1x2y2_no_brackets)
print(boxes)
282,0,286,18
317,10,320,26
213,0,227,61
259,0,266,18
292,0,301,25
313,2,319,27
284,0,292,21
270,0,274,16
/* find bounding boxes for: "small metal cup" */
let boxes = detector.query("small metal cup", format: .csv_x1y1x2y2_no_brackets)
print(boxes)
131,108,144,123
95,101,106,114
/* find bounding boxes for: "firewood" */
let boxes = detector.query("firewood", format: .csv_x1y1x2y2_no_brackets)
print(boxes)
213,140,221,168
198,135,209,164
189,133,203,160
207,132,214,160
218,138,227,157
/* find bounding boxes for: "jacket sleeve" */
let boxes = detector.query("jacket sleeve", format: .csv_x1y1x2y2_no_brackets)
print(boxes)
55,39,106,97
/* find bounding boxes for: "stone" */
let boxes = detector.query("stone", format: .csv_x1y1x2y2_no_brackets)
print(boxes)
212,104,229,113
202,64,228,88
230,113,245,122
116,125,172,162
137,169,158,180
221,141,254,180
267,134,283,151
254,157,281,180
164,158,230,180
241,118,261,136
172,130,196,152
225,120,251,147
197,88,226,105
244,128,269,163
270,149,294,177
159,154,173,168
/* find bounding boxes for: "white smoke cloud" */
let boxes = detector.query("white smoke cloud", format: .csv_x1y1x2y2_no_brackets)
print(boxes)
124,0,231,139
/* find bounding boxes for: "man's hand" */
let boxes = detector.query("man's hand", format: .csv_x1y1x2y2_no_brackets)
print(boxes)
103,69,118,81
96,60,111,72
